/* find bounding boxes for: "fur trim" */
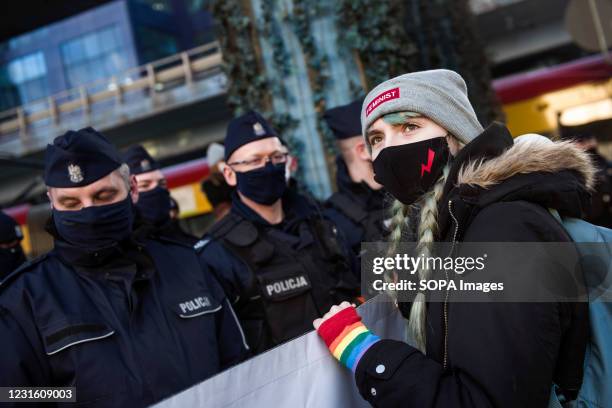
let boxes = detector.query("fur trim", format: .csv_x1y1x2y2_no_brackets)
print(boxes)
457,136,596,191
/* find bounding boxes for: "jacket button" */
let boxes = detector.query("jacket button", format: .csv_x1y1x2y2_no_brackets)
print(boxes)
375,364,385,374
370,387,377,396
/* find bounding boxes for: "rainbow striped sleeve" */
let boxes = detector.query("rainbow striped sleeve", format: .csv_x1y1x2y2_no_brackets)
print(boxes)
317,307,381,372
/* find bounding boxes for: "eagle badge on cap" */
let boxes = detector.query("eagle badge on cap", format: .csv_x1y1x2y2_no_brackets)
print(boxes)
68,163,84,183
141,159,151,171
253,122,265,136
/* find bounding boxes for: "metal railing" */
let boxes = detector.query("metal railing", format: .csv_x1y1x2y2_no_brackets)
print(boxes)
0,41,225,155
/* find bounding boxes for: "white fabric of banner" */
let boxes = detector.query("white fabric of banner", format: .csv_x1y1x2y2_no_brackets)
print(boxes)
153,295,408,408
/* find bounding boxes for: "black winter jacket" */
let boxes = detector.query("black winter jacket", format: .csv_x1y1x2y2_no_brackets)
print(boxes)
355,123,591,408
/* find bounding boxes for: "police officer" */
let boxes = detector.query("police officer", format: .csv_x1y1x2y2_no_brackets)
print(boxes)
199,111,359,355
0,128,249,407
323,100,389,257
0,211,26,280
124,144,197,245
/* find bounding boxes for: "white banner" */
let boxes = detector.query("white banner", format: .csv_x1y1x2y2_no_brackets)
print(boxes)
153,296,408,408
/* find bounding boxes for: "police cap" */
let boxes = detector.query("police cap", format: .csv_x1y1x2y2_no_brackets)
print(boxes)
224,111,278,161
44,127,123,187
323,99,364,140
123,145,160,175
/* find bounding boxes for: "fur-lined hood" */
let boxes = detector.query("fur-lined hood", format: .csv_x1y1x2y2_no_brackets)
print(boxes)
457,133,596,191
436,123,596,240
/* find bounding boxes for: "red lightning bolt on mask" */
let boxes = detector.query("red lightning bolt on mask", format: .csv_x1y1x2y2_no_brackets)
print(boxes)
420,148,436,177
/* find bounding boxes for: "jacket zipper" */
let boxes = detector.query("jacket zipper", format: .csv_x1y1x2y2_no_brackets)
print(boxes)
444,200,460,370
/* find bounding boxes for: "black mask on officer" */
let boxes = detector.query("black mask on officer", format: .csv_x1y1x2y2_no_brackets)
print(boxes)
0,243,26,278
373,136,449,205
53,196,134,250
235,161,287,205
136,186,171,226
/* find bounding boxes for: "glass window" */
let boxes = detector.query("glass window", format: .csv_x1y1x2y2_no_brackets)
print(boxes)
99,28,118,53
0,51,49,109
61,25,126,88
7,61,23,83
83,35,99,59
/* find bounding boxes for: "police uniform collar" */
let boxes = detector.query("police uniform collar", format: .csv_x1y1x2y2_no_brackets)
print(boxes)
52,237,124,268
46,216,143,268
231,188,313,229
230,190,279,227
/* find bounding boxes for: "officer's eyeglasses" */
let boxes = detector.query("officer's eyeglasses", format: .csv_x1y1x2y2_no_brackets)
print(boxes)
228,152,289,170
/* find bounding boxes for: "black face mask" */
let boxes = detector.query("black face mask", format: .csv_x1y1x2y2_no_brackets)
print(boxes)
236,162,287,205
0,244,26,278
373,137,450,205
137,186,171,226
202,178,233,207
53,196,134,251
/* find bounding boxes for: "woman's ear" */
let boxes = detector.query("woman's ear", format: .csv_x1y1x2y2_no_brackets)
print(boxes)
446,134,462,156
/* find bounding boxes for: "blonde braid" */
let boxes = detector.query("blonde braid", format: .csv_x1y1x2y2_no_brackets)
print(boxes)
408,164,449,352
382,200,412,302
387,200,411,254
384,164,450,351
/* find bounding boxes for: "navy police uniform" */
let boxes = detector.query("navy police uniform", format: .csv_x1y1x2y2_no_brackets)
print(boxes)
323,100,389,257
124,145,198,246
199,112,360,355
0,128,248,407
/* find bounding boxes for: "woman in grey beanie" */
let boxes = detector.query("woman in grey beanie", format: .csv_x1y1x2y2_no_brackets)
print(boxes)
314,69,593,407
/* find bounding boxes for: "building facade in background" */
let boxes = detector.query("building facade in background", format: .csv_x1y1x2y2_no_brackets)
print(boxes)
0,0,215,112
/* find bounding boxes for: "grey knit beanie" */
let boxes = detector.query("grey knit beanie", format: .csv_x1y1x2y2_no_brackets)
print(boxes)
361,69,484,145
